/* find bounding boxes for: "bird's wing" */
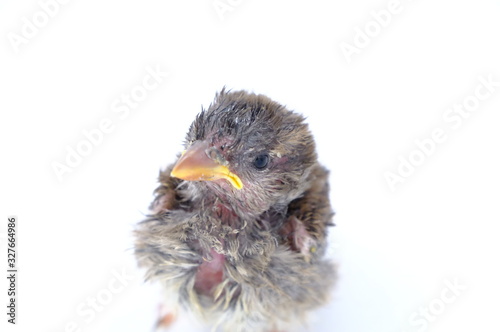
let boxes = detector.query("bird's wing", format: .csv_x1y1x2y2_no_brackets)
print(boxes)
280,164,334,259
149,163,183,214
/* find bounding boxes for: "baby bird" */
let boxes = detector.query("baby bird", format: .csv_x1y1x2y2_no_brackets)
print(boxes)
135,89,335,332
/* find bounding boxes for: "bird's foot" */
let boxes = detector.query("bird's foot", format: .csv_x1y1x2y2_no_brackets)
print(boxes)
154,304,177,331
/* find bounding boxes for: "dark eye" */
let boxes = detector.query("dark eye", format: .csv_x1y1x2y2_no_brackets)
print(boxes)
253,154,270,169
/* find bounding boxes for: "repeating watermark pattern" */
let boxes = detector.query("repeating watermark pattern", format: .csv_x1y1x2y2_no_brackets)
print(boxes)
385,74,499,192
213,0,244,20
7,0,72,54
340,0,411,64
51,64,168,182
402,278,466,332
61,267,136,332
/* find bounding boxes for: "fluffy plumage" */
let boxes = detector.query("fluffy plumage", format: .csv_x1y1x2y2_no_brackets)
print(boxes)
135,89,335,332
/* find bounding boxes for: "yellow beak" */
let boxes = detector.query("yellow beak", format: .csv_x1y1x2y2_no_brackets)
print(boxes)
170,140,243,190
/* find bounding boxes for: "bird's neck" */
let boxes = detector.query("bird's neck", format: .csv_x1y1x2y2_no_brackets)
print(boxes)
188,182,267,220
196,188,288,234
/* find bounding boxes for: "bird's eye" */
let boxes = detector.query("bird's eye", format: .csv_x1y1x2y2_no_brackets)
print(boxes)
253,154,270,169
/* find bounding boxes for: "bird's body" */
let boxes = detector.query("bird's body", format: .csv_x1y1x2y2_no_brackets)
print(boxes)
135,89,335,332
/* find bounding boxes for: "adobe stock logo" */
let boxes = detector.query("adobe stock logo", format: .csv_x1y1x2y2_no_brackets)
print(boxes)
212,0,244,20
340,0,411,64
62,267,136,332
51,64,168,182
402,278,466,332
7,0,72,54
384,74,499,192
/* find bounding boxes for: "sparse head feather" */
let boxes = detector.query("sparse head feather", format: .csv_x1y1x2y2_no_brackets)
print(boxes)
186,89,317,188
190,89,314,150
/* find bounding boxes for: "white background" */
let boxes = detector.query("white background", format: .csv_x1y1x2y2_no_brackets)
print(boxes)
1,0,500,331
